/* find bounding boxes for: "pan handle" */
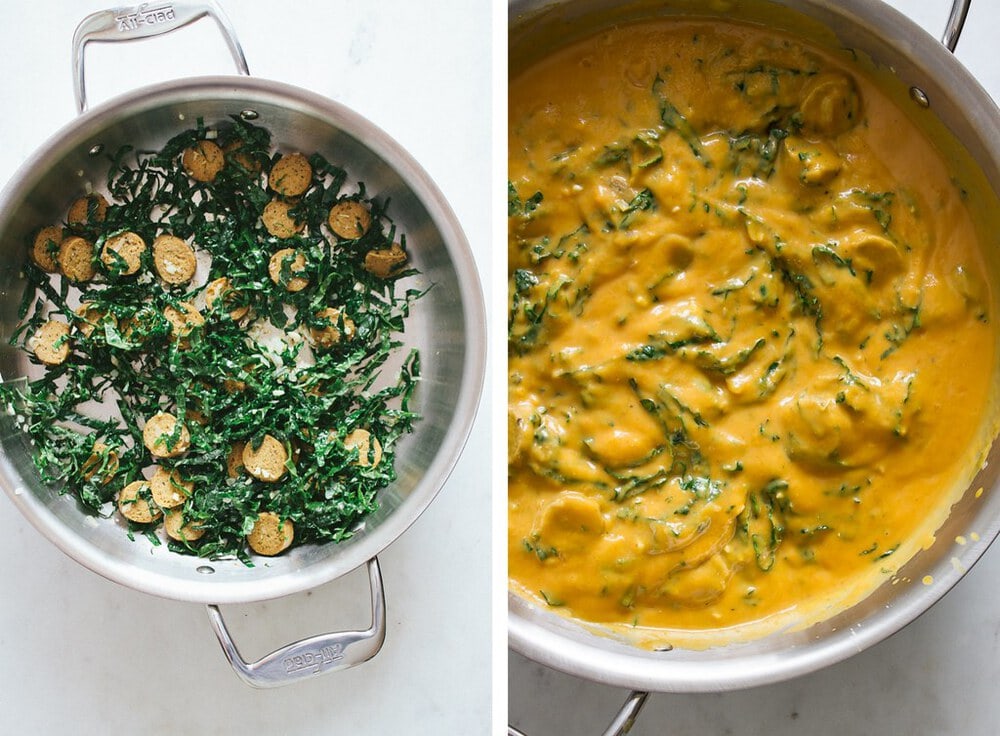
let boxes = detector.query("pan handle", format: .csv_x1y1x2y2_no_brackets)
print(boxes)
941,0,971,52
71,0,249,113
509,690,650,736
205,557,387,688
601,691,650,736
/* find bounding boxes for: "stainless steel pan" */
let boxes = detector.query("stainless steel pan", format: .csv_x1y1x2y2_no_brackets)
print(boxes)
509,0,1000,730
0,1,485,688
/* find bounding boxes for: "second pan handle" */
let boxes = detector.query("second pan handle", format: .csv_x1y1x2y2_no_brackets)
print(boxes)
71,0,249,113
206,557,387,688
508,691,649,736
941,0,971,52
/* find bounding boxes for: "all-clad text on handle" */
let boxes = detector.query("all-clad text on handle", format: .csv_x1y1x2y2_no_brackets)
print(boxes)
206,557,387,688
72,0,249,113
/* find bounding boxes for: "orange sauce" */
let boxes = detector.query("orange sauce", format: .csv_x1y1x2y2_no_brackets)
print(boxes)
508,18,996,645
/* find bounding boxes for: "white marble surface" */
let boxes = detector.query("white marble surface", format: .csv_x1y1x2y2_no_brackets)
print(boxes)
0,2,491,735
508,2,1000,735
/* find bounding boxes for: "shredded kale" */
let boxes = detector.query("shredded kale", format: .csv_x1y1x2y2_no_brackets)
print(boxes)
1,117,424,562
508,181,543,218
739,479,792,571
619,188,656,229
652,76,709,165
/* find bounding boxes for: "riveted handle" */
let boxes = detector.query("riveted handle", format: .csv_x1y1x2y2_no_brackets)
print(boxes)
509,690,650,736
71,0,249,113
206,557,386,688
941,0,971,52
601,691,649,736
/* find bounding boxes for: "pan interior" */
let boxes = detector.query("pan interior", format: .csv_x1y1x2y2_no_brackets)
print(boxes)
508,0,1000,691
0,77,484,603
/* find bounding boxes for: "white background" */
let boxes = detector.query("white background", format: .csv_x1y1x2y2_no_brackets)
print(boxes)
0,2,492,735
4,1,1000,735
508,2,1000,735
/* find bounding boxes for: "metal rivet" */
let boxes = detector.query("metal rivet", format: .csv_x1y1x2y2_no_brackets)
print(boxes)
910,86,930,108
240,109,259,121
88,144,104,156
196,565,216,575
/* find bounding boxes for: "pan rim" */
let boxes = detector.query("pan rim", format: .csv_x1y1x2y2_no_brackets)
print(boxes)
506,0,1000,692
0,74,487,604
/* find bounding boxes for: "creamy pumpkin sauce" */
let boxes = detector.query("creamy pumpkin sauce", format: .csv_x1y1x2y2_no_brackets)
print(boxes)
508,18,997,645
